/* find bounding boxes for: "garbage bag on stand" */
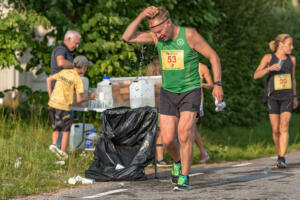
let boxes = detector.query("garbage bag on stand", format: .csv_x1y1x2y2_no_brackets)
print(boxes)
85,106,158,181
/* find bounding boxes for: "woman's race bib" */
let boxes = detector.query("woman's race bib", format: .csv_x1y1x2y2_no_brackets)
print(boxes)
274,74,292,90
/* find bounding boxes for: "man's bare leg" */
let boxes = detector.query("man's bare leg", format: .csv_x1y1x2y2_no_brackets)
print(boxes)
177,111,196,175
194,124,209,163
160,114,180,162
194,125,206,153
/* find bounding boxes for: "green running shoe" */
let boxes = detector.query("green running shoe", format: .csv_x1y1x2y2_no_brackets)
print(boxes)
171,162,181,184
173,175,191,191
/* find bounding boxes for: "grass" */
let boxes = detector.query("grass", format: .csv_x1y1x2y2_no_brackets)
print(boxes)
191,113,300,163
1,112,300,199
0,113,95,200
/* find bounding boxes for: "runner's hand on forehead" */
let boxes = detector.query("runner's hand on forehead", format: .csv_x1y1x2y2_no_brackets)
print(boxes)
140,6,158,19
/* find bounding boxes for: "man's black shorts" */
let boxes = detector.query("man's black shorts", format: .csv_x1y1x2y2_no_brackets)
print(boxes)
267,98,293,114
49,107,72,132
159,88,201,117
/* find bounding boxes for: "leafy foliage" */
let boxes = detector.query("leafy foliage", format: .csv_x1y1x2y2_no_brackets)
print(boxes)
2,0,300,127
2,0,219,117
10,0,219,87
200,0,300,127
0,8,51,68
271,2,300,105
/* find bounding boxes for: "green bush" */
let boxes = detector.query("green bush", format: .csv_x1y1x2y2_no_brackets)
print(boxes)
3,0,300,127
200,0,300,127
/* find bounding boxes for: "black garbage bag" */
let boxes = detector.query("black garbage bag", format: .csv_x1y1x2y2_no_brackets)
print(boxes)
85,106,158,181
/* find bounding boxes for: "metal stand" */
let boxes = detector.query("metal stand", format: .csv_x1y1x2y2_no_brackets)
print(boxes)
154,143,163,178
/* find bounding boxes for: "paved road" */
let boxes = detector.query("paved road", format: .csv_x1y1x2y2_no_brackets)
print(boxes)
16,151,300,200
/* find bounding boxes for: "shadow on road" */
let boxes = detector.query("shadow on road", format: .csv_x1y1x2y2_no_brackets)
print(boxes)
148,162,298,190
192,169,294,189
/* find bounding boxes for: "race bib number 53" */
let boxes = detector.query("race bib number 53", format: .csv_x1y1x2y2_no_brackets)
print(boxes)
161,50,184,70
274,74,292,90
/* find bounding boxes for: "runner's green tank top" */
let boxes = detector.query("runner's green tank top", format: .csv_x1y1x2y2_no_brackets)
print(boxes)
157,27,201,93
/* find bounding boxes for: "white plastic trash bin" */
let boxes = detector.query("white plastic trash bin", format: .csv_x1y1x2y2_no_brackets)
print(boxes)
69,123,94,152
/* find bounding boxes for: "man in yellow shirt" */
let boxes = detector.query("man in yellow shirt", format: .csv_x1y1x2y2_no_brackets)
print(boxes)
46,55,96,160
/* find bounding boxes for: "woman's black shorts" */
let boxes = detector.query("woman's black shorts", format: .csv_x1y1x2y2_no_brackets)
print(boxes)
267,98,293,114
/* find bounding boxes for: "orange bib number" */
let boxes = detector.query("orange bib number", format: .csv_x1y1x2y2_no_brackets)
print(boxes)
274,74,292,90
161,50,184,70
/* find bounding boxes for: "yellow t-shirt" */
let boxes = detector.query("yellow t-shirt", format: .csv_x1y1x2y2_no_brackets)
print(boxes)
48,69,84,111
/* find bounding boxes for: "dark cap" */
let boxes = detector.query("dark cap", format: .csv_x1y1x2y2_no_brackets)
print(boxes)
74,55,93,67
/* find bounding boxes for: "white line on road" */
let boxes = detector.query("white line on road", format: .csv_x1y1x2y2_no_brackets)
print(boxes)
190,172,204,177
82,189,128,199
232,163,252,167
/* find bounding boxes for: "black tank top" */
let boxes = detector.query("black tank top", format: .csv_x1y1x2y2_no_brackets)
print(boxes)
264,53,293,102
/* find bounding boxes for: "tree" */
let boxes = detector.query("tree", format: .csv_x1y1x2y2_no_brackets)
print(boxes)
6,0,219,87
0,2,51,70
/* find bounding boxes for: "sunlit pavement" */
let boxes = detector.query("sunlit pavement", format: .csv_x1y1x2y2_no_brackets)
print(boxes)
15,151,300,200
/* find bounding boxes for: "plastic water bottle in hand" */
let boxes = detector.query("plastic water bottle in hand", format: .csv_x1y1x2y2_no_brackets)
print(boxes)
14,155,21,168
278,59,283,67
278,59,283,70
215,97,226,112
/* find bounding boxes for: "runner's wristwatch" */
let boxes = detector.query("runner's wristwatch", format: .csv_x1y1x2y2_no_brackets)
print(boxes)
214,81,222,86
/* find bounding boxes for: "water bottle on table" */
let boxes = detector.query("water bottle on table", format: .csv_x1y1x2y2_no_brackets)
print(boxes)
97,77,113,108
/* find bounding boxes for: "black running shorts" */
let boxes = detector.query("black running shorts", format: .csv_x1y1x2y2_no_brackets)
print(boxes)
267,98,293,114
49,107,72,132
159,88,201,117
